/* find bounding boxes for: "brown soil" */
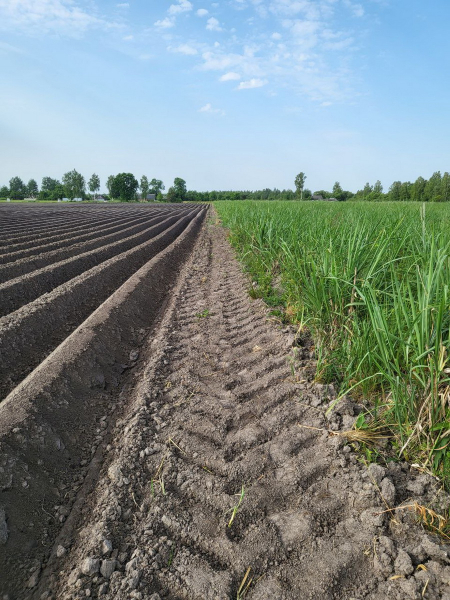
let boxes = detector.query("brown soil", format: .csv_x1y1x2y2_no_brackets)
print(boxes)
1,208,450,599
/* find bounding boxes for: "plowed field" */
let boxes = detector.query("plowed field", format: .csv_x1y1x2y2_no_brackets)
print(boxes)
1,204,450,600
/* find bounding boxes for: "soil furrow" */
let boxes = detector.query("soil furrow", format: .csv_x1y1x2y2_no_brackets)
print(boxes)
0,211,161,265
0,210,201,400
0,208,206,598
23,216,450,600
0,208,195,316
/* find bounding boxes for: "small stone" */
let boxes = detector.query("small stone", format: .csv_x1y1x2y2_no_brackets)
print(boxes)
98,582,108,596
130,349,140,362
27,569,40,589
81,557,100,576
394,549,414,576
100,559,116,579
149,595,161,600
101,539,113,555
108,465,124,487
56,545,66,558
161,515,172,528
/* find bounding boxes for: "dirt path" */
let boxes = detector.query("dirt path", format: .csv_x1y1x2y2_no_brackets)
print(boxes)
11,217,450,599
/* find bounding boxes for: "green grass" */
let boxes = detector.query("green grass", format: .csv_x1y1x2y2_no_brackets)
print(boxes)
215,200,450,485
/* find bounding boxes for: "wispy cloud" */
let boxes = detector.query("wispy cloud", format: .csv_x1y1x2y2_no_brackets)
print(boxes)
151,0,373,103
0,0,115,36
220,71,241,81
199,103,225,115
154,17,175,29
169,43,198,55
168,0,193,16
237,78,268,89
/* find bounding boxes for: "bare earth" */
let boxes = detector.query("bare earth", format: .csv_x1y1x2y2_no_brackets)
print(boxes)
2,211,450,599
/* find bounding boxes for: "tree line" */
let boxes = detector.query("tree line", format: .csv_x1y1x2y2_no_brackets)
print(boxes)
0,171,188,203
2,170,450,203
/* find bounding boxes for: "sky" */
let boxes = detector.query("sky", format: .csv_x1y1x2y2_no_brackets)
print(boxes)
1,0,450,193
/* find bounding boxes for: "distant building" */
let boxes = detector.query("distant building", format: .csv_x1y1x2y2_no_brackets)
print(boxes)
311,194,323,201
145,194,156,202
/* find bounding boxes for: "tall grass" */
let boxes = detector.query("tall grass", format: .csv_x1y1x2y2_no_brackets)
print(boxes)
216,201,450,482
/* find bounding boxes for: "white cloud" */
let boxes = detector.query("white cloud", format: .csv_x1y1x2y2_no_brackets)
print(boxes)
0,0,113,36
343,0,364,18
168,0,193,15
116,2,129,8
123,34,133,40
271,32,282,40
169,43,198,55
220,71,241,81
154,17,174,28
206,17,222,31
196,8,209,17
199,103,225,115
237,78,268,89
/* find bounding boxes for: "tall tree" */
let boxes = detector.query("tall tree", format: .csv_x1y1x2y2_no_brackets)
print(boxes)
88,173,100,200
441,172,450,202
110,173,139,202
424,171,442,202
140,176,149,201
41,177,60,192
332,181,343,200
295,172,307,200
362,182,373,199
27,179,39,198
0,186,9,198
389,181,402,202
372,180,383,199
172,177,187,202
106,175,115,198
62,169,85,200
149,178,165,199
9,176,26,200
411,176,426,202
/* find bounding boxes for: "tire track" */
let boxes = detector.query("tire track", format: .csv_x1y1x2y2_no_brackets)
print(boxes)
37,218,450,600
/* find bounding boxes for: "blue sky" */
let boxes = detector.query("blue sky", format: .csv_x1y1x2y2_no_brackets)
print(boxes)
1,0,449,193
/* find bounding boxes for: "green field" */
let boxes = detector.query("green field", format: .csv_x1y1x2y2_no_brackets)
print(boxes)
216,200,450,483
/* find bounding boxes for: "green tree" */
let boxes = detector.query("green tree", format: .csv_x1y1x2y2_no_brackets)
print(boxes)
362,182,373,199
169,177,186,203
166,187,178,203
441,172,450,202
400,181,412,202
106,175,115,198
50,184,66,201
0,185,9,197
9,176,26,200
140,176,149,201
295,172,307,199
27,179,39,198
332,181,343,200
110,173,139,202
88,173,100,200
62,169,85,200
149,178,165,199
389,181,402,202
41,177,60,192
424,171,442,202
411,176,426,202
